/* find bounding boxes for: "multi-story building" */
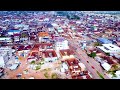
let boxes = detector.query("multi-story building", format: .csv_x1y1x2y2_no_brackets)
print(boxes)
0,47,12,67
38,32,49,43
55,37,69,51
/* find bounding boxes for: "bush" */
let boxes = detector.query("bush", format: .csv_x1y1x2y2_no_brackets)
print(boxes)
51,73,58,79
88,52,96,58
38,61,44,65
35,65,41,70
44,72,49,78
31,61,35,64
94,42,102,46
105,53,110,56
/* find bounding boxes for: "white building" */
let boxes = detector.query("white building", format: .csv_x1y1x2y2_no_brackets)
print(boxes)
0,51,9,68
101,62,111,71
78,63,86,71
0,37,12,43
44,57,58,62
97,44,120,53
55,40,69,51
0,57,5,68
115,70,120,79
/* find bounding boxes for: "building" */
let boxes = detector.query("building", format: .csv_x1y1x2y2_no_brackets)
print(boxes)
39,43,53,51
97,38,113,44
101,62,111,71
59,49,74,59
14,24,29,30
7,29,20,35
65,58,87,78
0,47,12,68
115,70,120,79
42,50,58,62
13,34,20,42
57,27,64,33
0,37,12,43
38,32,49,43
97,44,120,53
55,37,69,51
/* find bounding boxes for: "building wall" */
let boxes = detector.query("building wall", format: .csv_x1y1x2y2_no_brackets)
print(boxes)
0,57,5,68
55,40,69,51
44,57,58,62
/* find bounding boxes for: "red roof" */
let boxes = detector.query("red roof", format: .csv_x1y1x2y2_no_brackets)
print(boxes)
43,50,57,58
59,49,74,56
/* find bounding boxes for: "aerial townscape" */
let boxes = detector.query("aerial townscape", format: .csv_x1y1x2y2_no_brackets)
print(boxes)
0,11,120,79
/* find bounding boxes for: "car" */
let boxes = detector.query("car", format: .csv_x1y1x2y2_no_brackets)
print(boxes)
91,66,95,69
87,61,89,63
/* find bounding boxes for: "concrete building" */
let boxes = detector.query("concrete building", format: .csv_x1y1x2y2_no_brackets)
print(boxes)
59,49,74,59
97,38,113,44
0,47,14,68
97,44,120,53
101,62,111,71
55,37,69,51
38,32,49,43
7,29,20,35
39,43,53,51
0,37,12,43
42,50,58,62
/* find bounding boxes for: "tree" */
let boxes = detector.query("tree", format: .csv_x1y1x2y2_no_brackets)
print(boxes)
44,72,49,78
94,42,102,46
105,53,110,56
31,61,35,64
88,52,96,58
35,65,41,70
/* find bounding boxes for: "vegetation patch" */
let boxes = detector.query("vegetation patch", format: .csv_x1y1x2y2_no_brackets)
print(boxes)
31,61,35,64
94,42,102,46
44,72,49,78
88,52,96,58
96,71,104,79
35,65,41,70
51,73,58,79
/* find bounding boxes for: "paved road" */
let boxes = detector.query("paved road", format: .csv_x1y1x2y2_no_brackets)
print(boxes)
68,38,109,79
62,32,110,79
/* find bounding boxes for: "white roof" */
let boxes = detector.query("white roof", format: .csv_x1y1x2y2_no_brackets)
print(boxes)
102,44,120,51
62,63,68,69
101,62,111,71
9,64,19,70
115,70,120,77
51,23,59,27
78,63,86,71
61,68,65,73
0,37,11,41
29,77,34,79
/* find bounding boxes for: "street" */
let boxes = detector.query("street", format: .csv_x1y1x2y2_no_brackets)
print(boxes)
62,32,110,79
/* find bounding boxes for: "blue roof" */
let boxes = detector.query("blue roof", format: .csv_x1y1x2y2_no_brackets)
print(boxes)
8,29,20,32
47,23,53,28
97,38,112,44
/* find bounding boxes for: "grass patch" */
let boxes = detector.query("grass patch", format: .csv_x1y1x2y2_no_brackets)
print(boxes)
107,70,117,78
35,65,41,70
96,71,104,79
38,61,44,65
51,73,58,79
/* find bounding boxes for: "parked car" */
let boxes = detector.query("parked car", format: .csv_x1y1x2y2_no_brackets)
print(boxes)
91,66,95,69
87,61,89,63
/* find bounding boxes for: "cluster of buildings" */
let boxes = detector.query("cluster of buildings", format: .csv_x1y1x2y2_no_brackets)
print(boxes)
0,11,120,79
